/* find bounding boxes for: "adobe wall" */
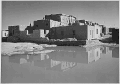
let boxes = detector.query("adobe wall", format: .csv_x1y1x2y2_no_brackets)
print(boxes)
2,31,9,37
20,30,30,41
74,25,87,40
34,20,51,30
87,25,95,40
49,25,88,40
94,25,101,39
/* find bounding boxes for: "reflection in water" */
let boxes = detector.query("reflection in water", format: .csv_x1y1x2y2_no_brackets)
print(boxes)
112,47,119,58
20,58,27,64
9,46,114,72
88,47,101,63
49,46,103,64
94,47,101,62
50,59,76,72
101,46,110,54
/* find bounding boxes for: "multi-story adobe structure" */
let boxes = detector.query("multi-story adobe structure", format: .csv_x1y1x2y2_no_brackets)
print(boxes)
45,13,76,26
48,19,101,40
8,25,20,37
5,25,21,42
6,13,107,43
2,25,20,42
21,19,61,41
24,14,77,39
78,20,101,39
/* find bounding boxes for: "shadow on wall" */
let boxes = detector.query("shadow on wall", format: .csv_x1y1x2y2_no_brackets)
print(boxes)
48,25,88,40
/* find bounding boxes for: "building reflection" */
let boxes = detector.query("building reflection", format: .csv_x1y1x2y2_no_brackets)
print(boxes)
9,46,113,72
101,46,110,54
88,47,101,63
49,59,76,72
9,54,28,64
112,47,119,58
48,46,102,64
109,47,115,51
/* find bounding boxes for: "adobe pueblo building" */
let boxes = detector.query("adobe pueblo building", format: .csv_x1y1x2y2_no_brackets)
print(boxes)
2,13,117,45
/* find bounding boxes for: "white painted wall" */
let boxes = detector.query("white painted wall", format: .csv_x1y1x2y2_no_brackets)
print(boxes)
50,20,61,28
79,23,84,25
60,15,69,26
87,25,95,40
45,30,49,37
94,25,101,39
71,17,76,24
2,31,9,37
40,29,45,38
60,15,76,26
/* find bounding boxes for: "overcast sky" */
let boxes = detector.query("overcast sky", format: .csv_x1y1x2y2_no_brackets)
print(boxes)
2,1,119,30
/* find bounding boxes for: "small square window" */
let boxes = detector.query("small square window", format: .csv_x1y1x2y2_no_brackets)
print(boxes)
5,33,6,36
36,25,38,27
44,30,46,34
73,30,75,35
46,23,48,26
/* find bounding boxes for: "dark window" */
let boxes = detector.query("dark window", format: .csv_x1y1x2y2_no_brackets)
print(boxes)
96,29,98,34
46,23,48,26
44,30,46,34
13,30,14,35
36,25,38,27
5,33,6,36
9,33,12,36
73,30,75,35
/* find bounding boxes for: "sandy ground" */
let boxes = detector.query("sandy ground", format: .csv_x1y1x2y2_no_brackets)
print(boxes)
83,41,119,48
1,42,56,56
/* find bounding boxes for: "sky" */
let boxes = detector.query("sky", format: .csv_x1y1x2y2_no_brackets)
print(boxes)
2,1,119,30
